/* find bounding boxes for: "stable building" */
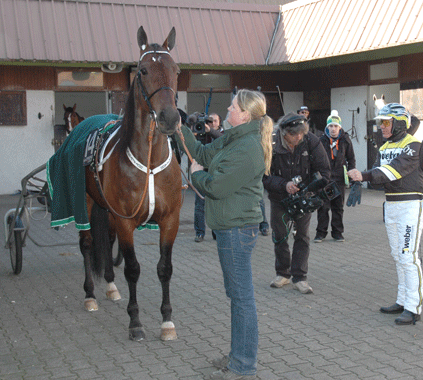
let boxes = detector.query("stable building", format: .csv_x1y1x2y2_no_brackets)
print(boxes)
1,0,423,194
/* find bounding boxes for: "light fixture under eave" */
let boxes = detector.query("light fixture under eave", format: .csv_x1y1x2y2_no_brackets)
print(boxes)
101,62,123,73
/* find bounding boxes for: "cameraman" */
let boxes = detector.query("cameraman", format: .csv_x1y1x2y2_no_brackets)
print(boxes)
187,112,223,242
263,112,330,294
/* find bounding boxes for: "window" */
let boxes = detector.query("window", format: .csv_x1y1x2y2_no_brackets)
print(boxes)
57,71,104,87
0,91,27,126
370,62,398,81
190,73,230,90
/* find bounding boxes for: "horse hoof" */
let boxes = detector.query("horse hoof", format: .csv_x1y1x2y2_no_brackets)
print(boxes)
106,282,121,301
129,327,146,341
161,321,177,341
84,298,98,311
106,289,121,301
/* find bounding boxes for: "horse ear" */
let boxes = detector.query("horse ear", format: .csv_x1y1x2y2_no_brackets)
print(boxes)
63,104,66,111
381,94,385,100
163,27,176,51
73,104,77,112
137,26,148,51
373,94,377,101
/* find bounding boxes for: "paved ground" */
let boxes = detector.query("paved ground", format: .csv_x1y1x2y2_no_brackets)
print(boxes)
1,188,423,380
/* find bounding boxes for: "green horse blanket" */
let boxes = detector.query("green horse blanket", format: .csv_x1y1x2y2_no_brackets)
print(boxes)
47,114,119,230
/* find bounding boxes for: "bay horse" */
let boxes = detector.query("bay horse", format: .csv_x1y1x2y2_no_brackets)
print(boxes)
80,26,181,341
63,104,85,134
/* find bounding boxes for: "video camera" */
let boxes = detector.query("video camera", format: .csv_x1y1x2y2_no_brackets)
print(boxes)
189,113,212,135
280,172,341,219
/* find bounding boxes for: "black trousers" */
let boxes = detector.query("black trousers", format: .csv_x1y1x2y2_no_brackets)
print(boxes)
270,199,311,282
316,184,345,237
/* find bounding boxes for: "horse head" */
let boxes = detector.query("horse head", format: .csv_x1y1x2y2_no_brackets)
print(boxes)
373,94,386,118
63,103,84,134
135,26,180,135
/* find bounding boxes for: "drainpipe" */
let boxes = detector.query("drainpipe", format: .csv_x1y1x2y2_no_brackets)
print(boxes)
265,5,282,66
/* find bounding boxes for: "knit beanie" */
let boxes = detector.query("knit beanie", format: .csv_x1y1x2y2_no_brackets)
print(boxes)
326,110,341,127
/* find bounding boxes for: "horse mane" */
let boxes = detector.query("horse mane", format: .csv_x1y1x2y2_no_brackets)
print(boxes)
119,79,136,153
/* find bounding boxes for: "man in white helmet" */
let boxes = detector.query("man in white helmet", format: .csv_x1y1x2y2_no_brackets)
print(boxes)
348,103,423,325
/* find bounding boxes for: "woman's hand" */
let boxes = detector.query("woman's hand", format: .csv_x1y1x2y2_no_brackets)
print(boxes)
190,160,204,174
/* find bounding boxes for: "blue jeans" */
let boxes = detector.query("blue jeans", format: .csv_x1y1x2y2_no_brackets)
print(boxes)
194,192,205,236
215,225,259,376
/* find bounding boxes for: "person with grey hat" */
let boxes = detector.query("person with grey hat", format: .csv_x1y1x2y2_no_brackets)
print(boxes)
263,112,330,294
314,110,356,243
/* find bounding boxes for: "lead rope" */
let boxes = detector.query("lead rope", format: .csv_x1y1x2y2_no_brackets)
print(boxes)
94,118,154,219
176,127,205,200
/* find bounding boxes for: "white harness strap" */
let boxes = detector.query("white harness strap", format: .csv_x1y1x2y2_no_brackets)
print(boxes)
97,125,122,171
126,138,173,225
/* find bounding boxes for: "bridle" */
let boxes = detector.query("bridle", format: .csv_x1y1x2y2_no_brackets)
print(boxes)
136,50,178,124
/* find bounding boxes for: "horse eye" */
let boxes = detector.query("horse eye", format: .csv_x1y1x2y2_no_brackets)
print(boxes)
140,68,147,75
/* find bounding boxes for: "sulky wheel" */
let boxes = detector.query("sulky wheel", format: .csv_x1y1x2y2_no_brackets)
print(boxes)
112,242,124,267
6,214,24,275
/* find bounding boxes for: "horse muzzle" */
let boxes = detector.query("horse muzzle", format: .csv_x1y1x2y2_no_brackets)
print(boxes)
157,107,180,135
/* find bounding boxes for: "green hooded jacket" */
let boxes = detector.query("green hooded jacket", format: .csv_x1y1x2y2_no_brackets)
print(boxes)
176,120,265,230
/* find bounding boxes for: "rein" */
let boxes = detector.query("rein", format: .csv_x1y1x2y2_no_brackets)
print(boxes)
176,127,205,200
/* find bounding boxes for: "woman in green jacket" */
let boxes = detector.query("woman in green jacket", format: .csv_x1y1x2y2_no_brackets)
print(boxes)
177,89,273,380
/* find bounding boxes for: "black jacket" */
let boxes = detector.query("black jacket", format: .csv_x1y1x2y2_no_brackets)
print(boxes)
320,129,356,184
263,130,331,202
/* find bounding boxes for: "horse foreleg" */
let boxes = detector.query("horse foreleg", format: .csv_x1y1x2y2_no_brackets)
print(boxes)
158,235,177,341
79,230,98,311
119,239,144,341
105,224,121,301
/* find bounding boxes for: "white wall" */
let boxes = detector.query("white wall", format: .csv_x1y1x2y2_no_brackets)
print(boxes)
331,86,368,172
0,91,55,194
282,91,303,114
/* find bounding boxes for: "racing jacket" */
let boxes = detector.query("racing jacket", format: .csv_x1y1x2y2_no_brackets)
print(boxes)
362,131,423,201
263,129,331,202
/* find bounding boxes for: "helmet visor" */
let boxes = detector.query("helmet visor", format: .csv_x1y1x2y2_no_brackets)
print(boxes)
375,115,392,126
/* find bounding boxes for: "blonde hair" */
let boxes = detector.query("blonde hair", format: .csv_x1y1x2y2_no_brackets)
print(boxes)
236,89,273,175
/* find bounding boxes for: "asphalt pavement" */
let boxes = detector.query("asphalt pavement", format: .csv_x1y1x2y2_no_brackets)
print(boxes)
1,188,423,380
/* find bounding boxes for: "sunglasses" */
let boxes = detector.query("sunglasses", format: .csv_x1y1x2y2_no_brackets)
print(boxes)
376,119,392,127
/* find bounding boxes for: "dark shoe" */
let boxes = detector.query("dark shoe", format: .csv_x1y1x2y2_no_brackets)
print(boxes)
211,355,229,369
314,234,325,243
332,233,345,242
260,228,268,236
380,303,404,314
209,368,256,379
194,235,204,242
395,310,421,325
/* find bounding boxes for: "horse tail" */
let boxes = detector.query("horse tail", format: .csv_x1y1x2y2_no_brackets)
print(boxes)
90,202,110,278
